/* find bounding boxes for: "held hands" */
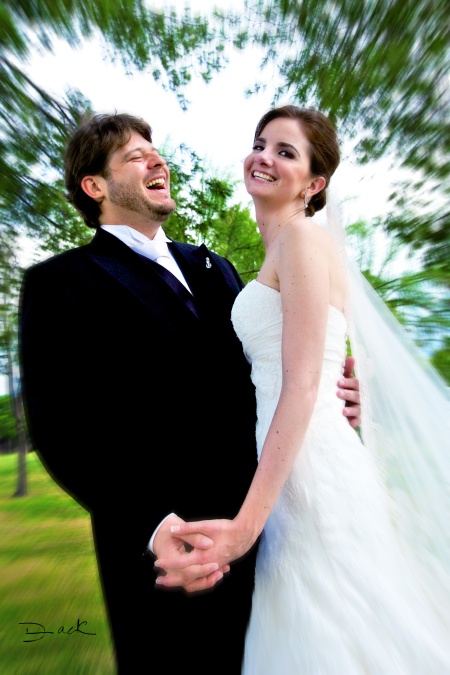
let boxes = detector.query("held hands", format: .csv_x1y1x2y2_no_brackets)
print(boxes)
154,356,361,592
154,516,257,593
152,513,231,593
338,356,361,428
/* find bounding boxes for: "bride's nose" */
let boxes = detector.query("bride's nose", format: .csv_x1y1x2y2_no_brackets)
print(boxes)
255,148,273,166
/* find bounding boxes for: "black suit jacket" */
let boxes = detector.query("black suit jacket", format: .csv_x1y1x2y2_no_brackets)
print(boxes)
19,227,257,544
18,228,259,672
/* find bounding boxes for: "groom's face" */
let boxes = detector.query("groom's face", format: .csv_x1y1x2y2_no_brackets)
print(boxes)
87,132,176,227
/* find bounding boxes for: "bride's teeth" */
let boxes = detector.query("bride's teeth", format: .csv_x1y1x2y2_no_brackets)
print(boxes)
253,171,274,182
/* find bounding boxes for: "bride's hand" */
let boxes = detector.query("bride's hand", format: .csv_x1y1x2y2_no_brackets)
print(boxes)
338,356,361,428
152,515,230,593
155,518,256,589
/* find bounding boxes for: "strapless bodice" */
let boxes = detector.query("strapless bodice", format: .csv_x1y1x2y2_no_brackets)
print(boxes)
231,279,348,408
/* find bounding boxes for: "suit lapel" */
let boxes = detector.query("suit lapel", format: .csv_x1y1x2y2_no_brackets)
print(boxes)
169,241,242,297
86,229,199,322
85,230,241,324
136,254,199,318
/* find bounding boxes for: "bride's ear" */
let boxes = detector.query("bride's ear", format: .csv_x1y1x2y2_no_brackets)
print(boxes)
307,175,327,197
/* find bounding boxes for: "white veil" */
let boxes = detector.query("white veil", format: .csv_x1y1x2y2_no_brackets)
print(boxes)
322,190,450,611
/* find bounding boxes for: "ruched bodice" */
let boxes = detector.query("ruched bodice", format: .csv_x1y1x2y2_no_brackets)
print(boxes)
231,280,347,396
233,280,450,675
232,279,349,458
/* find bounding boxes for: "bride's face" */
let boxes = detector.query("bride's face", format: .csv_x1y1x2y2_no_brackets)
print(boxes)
244,117,313,204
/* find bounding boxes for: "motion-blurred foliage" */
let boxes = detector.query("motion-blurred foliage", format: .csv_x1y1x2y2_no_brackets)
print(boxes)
0,0,448,399
221,0,450,277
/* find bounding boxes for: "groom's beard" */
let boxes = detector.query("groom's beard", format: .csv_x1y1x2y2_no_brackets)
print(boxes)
106,176,176,222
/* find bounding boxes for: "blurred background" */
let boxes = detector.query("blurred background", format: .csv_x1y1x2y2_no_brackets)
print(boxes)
1,0,448,672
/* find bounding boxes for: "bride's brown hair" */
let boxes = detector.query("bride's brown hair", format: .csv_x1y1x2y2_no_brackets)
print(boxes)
253,105,340,217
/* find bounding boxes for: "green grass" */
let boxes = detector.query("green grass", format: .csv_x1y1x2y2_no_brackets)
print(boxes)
0,452,115,674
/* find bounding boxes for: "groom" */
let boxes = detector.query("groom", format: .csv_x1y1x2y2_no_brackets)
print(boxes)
18,112,361,673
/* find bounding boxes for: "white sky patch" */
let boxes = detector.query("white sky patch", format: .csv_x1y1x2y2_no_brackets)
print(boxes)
1,0,406,396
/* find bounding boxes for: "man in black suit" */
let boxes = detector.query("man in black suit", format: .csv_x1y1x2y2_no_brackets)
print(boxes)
19,113,360,673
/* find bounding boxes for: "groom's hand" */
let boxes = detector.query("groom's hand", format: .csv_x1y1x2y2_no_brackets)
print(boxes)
153,516,230,593
155,518,253,592
337,356,361,428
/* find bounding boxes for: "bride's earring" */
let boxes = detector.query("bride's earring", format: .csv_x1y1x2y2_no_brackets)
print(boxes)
303,189,308,211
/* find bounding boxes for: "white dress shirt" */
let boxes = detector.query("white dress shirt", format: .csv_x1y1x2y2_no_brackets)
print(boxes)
101,224,192,293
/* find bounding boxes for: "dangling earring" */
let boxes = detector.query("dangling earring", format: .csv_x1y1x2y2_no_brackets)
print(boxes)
303,189,308,211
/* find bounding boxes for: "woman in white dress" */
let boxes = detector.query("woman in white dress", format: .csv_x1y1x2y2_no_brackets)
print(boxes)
156,105,450,674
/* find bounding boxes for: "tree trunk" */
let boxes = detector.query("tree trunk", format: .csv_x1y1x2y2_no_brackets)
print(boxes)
10,374,28,497
13,410,28,497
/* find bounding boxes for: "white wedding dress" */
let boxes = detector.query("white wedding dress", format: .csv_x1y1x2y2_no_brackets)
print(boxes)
233,279,450,675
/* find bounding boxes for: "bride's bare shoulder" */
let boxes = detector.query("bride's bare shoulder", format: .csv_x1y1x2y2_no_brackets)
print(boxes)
282,218,329,249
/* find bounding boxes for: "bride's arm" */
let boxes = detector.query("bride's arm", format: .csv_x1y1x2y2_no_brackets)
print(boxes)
231,224,330,543
155,224,332,586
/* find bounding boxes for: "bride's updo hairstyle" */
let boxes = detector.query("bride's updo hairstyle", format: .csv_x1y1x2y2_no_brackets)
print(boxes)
253,105,340,217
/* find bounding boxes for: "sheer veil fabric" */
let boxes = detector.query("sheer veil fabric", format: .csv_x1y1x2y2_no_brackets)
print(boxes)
323,191,450,613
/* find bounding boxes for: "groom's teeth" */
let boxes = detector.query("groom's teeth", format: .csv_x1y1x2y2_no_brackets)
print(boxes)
146,178,165,188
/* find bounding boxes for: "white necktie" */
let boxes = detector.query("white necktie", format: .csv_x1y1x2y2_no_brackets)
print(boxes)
136,239,192,293
138,239,171,262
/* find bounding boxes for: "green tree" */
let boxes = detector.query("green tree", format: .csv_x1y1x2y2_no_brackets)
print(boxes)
162,142,264,281
1,0,225,107
0,0,225,497
202,203,264,284
431,337,450,385
219,0,449,274
0,395,16,452
1,0,448,406
0,0,227,249
346,218,450,383
0,240,29,494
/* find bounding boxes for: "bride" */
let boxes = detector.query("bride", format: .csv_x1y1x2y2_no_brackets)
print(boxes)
156,105,450,673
